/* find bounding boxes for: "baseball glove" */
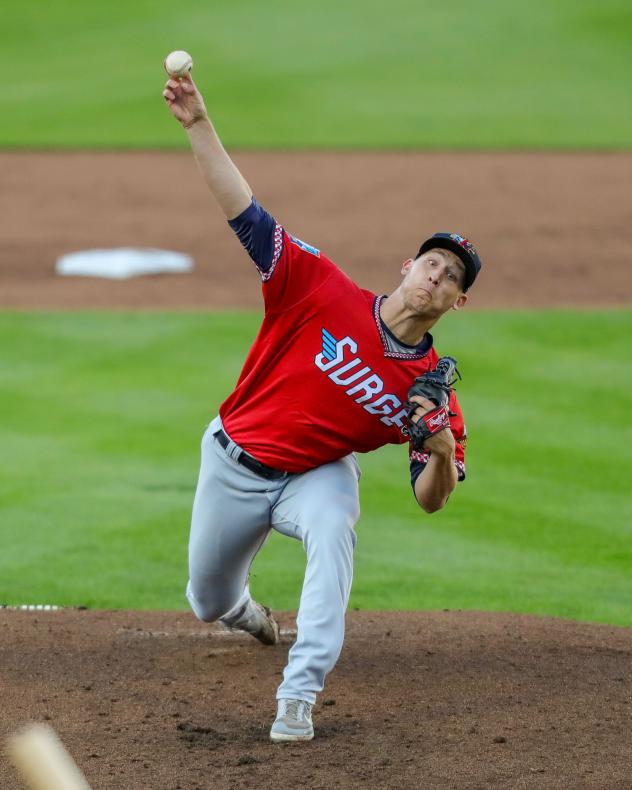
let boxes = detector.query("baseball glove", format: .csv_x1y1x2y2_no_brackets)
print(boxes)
406,356,460,450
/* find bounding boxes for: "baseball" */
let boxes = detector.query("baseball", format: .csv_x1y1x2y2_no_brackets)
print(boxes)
164,50,193,78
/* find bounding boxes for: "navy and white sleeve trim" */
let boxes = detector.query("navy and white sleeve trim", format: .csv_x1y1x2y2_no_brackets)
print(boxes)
409,449,466,489
228,197,285,279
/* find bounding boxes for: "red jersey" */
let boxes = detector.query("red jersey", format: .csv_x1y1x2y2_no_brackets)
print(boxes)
220,226,467,476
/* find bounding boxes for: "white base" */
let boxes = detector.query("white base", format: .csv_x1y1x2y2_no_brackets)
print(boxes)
55,248,194,279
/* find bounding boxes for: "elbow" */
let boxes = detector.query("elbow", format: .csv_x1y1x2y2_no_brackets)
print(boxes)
412,468,457,513
416,495,447,514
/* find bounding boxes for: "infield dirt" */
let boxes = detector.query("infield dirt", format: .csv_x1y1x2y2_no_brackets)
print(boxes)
1,151,631,309
1,152,631,789
1,609,631,790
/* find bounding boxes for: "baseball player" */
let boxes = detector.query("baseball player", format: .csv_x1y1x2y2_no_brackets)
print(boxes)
163,74,482,743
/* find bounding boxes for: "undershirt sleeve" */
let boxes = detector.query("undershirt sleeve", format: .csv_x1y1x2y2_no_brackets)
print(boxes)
228,197,281,275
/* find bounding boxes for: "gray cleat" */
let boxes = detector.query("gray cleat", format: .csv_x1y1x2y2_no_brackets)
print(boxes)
270,698,314,742
226,600,279,646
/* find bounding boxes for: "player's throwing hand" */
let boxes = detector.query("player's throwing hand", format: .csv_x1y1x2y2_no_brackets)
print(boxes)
162,75,208,129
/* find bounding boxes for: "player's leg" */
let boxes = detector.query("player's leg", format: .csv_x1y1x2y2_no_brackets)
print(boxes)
270,453,361,727
186,418,280,638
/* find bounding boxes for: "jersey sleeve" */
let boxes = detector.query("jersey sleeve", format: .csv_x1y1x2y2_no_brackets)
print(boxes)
227,197,341,314
228,197,280,275
409,390,467,488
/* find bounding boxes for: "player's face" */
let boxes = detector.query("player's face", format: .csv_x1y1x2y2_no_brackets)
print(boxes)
400,248,467,316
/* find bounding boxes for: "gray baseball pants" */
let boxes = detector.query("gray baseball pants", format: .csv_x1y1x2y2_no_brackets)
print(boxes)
186,416,361,705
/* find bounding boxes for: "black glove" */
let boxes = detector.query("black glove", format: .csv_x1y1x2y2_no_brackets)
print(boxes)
406,356,459,450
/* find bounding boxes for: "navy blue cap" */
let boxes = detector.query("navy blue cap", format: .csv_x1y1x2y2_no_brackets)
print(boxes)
416,233,482,291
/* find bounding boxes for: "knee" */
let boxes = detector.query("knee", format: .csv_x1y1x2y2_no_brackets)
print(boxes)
186,580,233,623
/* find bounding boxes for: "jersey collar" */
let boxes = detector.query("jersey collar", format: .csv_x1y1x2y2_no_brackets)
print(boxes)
373,295,433,360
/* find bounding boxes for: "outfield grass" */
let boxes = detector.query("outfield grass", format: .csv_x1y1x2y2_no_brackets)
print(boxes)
1,310,630,625
4,0,632,149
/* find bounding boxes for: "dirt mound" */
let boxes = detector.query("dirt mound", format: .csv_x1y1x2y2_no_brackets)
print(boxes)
2,151,631,309
1,609,630,789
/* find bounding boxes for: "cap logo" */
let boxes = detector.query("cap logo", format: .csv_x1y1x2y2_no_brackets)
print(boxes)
449,233,477,256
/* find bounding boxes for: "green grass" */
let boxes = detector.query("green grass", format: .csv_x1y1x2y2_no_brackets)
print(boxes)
1,310,630,626
3,0,632,149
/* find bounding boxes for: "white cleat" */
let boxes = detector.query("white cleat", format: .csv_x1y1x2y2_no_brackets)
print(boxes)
226,600,279,646
270,698,314,742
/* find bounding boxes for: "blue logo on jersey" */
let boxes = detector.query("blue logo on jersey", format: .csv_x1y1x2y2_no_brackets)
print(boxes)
290,235,320,257
314,328,409,435
321,328,338,361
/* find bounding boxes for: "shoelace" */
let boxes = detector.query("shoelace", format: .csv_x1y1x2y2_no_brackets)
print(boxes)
284,699,311,722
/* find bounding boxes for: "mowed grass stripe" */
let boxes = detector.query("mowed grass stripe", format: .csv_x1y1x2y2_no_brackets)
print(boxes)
2,0,632,148
0,310,630,624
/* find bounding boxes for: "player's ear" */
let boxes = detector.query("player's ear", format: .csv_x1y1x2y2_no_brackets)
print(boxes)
401,258,414,276
452,293,468,311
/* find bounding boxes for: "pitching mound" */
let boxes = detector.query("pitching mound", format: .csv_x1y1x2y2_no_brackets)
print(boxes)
1,609,630,789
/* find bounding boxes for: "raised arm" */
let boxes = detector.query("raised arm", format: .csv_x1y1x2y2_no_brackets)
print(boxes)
162,74,252,220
